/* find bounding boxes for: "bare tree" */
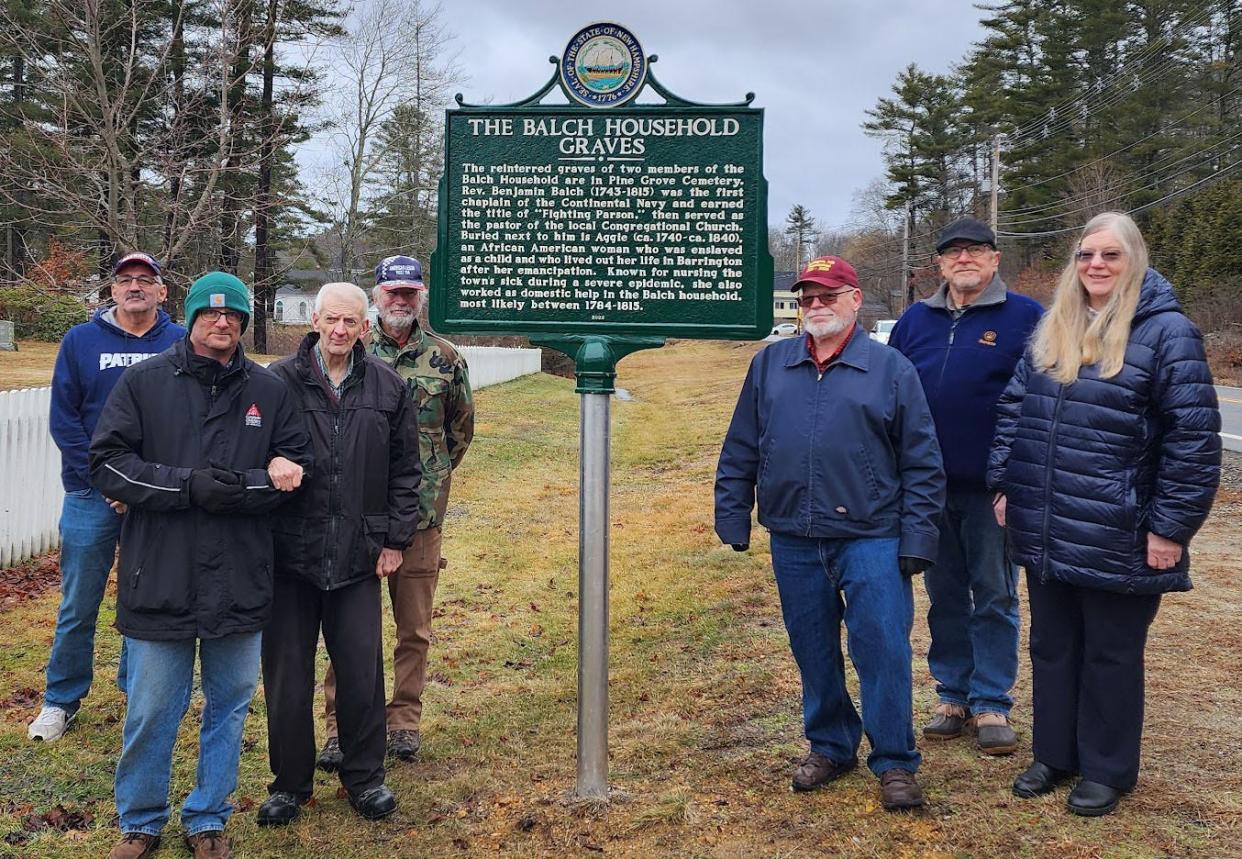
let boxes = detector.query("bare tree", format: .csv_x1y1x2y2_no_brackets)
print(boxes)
321,0,459,275
0,0,261,280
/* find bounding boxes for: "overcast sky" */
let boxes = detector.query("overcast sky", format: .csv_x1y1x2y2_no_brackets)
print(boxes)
301,0,987,234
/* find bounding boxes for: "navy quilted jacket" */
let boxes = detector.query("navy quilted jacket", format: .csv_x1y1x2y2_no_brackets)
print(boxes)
987,269,1220,595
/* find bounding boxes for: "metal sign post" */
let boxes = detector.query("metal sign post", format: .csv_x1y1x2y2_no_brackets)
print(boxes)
429,23,770,801
577,386,610,797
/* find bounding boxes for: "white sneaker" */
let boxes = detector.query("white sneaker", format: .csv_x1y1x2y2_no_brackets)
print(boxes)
27,705,75,741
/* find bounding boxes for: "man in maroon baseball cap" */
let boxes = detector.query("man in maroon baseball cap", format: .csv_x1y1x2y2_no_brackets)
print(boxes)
716,252,944,811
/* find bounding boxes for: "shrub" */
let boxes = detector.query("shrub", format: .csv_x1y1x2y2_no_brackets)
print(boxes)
0,284,88,341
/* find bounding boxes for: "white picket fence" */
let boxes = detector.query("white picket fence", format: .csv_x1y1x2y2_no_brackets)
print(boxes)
0,346,542,567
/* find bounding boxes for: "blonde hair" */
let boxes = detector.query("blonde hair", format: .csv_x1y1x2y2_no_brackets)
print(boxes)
1031,211,1148,383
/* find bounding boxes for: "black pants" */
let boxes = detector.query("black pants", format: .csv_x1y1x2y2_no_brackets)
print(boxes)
1026,574,1161,790
262,574,386,798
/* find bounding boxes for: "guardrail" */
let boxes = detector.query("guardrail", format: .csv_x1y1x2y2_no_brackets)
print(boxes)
0,346,542,567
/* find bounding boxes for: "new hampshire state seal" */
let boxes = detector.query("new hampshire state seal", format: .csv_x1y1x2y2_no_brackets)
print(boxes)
560,22,647,108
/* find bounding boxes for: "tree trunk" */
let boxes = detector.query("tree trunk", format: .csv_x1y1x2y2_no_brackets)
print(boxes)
252,0,278,354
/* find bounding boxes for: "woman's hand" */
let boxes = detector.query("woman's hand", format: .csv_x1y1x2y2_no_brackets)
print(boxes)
992,493,1006,527
1146,532,1183,570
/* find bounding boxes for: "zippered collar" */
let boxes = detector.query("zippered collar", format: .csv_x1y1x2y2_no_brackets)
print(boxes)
924,273,1009,311
785,323,871,372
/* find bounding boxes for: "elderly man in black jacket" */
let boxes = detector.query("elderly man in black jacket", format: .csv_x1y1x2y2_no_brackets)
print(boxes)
259,281,421,827
91,271,311,859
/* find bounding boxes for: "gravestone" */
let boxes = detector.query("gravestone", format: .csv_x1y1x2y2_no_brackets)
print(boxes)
0,320,15,351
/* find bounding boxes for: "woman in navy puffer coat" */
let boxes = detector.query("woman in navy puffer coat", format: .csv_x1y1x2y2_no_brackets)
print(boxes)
988,212,1220,817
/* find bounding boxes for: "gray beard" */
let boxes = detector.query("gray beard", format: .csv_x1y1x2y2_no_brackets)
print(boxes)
379,309,416,334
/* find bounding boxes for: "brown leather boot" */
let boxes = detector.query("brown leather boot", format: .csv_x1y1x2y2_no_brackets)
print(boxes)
184,830,232,859
791,750,858,791
879,769,925,810
108,833,160,859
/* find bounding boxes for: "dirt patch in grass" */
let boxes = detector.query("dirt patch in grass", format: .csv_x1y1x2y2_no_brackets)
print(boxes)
0,340,1238,858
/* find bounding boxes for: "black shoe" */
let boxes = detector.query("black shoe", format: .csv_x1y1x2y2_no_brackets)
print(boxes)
1012,761,1074,798
257,791,307,826
349,784,397,821
387,729,421,761
1067,779,1123,816
791,751,858,792
316,737,342,773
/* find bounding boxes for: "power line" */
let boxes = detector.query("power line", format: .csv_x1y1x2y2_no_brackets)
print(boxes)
996,156,1242,238
1005,2,1220,144
999,128,1242,220
1002,81,1242,194
999,140,1242,227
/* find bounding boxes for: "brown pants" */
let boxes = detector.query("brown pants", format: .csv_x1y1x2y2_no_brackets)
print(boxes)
325,527,443,736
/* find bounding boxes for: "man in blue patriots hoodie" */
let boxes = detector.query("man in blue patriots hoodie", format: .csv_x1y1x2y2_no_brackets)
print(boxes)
29,252,184,743
888,218,1042,755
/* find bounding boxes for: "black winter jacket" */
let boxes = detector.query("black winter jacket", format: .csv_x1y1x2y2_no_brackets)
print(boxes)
89,338,312,640
268,334,421,591
988,270,1220,595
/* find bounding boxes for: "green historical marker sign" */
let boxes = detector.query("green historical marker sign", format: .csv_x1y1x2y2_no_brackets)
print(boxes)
429,24,771,341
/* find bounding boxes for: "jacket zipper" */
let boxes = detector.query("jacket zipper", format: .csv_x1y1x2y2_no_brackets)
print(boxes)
935,313,963,393
1039,385,1068,583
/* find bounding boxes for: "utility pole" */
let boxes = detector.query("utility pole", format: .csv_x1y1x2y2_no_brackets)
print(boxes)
990,133,1005,234
901,200,911,310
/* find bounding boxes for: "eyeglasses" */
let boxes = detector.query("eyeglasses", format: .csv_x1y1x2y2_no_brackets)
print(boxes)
796,290,854,309
199,308,244,324
114,275,158,287
939,244,993,260
1074,249,1124,264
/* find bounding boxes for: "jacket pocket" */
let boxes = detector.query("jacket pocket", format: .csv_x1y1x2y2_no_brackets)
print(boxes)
363,513,389,562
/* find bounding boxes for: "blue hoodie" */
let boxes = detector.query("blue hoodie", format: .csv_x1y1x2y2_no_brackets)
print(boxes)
50,308,185,491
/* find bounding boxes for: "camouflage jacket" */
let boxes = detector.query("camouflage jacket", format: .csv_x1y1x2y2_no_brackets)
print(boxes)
369,322,474,530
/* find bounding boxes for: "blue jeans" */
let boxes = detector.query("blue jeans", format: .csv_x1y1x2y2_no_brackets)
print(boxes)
770,533,920,776
45,488,127,713
924,488,1019,715
115,633,261,836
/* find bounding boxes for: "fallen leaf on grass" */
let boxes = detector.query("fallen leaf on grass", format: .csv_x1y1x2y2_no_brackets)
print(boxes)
0,688,40,709
22,805,93,833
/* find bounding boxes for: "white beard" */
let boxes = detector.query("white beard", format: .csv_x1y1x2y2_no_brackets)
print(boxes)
804,315,850,339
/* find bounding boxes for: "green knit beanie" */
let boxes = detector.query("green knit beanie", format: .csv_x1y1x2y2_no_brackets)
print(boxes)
185,271,252,333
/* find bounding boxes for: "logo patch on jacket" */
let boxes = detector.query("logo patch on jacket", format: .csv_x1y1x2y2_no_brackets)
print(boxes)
978,330,998,347
245,403,262,428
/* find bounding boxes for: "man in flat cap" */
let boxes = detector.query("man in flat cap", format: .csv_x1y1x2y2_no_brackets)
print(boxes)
889,217,1042,755
715,255,945,810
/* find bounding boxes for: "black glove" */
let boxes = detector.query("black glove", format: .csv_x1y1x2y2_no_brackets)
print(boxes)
731,543,749,552
189,467,244,512
898,555,930,577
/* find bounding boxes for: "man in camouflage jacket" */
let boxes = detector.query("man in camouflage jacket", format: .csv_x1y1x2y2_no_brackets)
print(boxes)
319,256,474,768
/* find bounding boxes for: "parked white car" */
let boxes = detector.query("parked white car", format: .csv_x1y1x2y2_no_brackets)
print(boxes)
870,319,896,345
770,322,798,337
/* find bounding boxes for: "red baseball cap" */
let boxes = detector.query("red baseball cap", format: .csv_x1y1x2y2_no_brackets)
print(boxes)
792,255,859,291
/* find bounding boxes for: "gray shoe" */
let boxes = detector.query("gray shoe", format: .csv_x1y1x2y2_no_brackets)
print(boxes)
973,713,1018,755
922,703,967,740
316,737,342,773
387,729,421,761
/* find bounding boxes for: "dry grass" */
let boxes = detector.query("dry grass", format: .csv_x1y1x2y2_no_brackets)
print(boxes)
0,339,1239,858
0,340,287,392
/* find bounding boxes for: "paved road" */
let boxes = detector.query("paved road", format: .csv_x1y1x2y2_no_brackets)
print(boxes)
1218,386,1242,454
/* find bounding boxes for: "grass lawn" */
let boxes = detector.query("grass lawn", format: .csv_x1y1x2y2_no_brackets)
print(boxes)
1,339,1239,857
